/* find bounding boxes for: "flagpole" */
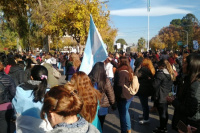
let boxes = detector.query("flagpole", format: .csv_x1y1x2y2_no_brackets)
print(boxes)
147,12,149,51
147,0,150,51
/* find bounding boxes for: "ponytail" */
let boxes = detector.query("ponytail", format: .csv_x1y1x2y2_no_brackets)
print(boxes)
33,77,48,102
31,65,48,102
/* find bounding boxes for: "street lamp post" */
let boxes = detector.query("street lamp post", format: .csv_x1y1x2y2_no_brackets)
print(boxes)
182,30,188,49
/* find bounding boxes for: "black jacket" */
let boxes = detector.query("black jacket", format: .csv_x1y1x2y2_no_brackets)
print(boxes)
134,57,143,72
152,69,173,103
24,68,31,82
135,67,154,97
172,77,200,131
0,72,16,104
9,65,25,86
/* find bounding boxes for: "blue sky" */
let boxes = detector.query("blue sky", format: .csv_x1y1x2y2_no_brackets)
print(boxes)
104,0,200,46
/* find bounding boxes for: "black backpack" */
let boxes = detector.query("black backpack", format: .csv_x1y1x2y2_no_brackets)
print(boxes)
0,75,9,104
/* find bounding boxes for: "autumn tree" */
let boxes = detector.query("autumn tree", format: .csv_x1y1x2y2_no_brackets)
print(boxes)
149,35,165,51
158,25,182,50
193,25,200,44
150,13,200,51
1,0,117,52
103,28,117,52
170,13,199,49
33,0,117,51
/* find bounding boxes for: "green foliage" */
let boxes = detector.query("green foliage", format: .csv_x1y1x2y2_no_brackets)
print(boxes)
170,19,182,27
137,37,146,52
0,22,18,49
0,0,117,51
181,13,199,49
116,38,127,45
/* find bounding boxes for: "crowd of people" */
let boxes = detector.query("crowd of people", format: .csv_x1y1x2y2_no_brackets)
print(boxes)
0,50,199,133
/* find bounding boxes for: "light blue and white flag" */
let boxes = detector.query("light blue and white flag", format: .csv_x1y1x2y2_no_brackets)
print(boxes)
79,15,108,74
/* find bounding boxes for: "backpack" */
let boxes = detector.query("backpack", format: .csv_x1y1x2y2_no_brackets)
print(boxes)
122,70,140,96
0,75,9,104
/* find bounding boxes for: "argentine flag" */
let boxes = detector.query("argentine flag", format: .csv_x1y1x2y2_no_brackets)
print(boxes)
79,15,108,74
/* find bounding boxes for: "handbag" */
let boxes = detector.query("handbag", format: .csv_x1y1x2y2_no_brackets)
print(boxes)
122,70,140,95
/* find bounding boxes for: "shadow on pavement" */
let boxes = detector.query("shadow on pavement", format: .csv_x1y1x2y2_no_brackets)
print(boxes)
104,96,177,133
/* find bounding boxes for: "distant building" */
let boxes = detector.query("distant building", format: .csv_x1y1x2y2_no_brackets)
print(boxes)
126,46,138,53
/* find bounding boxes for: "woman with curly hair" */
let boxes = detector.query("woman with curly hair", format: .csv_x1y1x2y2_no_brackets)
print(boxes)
41,85,100,133
135,58,155,124
67,71,102,132
65,53,81,81
152,59,176,133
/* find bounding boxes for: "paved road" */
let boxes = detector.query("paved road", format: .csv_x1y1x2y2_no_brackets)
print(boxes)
58,74,177,133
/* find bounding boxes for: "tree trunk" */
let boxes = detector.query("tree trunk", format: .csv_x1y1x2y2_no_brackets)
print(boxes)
43,35,50,52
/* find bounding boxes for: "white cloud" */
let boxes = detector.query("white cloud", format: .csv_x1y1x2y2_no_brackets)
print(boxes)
117,32,126,36
110,6,191,16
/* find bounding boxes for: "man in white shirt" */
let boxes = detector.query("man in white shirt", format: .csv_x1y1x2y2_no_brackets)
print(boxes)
104,58,114,85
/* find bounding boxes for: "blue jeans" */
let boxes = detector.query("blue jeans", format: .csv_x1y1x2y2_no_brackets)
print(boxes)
117,97,133,133
109,78,113,86
68,75,73,81
57,62,61,69
138,96,149,120
62,66,66,75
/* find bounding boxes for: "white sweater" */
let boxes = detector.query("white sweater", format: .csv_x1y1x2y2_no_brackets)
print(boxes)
104,62,114,78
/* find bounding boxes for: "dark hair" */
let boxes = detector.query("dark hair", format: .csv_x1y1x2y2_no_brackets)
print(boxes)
186,53,200,83
17,61,25,69
118,56,133,81
7,58,16,66
88,62,107,92
163,51,167,55
25,58,32,70
31,65,48,102
14,54,21,59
